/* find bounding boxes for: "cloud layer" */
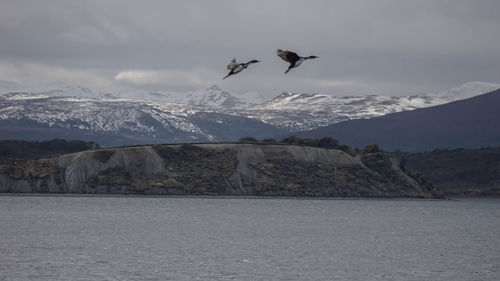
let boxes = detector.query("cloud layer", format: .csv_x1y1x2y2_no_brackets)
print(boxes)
1,0,499,96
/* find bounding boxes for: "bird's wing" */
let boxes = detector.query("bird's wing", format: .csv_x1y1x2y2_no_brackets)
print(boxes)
276,49,288,62
285,51,300,63
276,49,299,63
227,58,237,70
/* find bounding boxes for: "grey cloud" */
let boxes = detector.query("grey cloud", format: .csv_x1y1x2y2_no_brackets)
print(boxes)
0,0,499,96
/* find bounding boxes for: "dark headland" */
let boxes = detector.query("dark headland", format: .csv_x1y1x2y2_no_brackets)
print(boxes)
0,141,441,198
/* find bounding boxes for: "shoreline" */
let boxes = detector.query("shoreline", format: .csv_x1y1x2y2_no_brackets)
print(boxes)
0,193,450,201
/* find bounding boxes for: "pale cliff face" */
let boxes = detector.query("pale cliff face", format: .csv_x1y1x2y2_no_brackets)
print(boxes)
0,143,441,198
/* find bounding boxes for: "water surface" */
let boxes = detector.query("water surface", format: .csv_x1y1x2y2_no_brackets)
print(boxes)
1,196,499,280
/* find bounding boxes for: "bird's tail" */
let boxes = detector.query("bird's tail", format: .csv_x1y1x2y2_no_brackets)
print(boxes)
223,73,231,80
245,59,260,66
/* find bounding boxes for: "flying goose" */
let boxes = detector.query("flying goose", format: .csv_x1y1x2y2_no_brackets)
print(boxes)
276,49,318,74
223,58,260,79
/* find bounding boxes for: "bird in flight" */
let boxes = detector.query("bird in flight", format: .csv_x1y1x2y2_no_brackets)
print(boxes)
276,49,318,74
223,58,260,79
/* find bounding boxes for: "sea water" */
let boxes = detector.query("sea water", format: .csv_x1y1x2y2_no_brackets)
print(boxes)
0,196,499,280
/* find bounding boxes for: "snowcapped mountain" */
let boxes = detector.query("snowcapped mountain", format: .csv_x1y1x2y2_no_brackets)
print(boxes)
0,80,24,93
0,82,257,108
241,92,444,131
0,93,286,145
242,81,500,131
0,81,102,98
183,85,247,108
0,81,498,145
112,85,259,109
254,81,500,113
433,81,500,100
252,92,444,115
293,87,500,151
235,91,267,105
43,84,101,99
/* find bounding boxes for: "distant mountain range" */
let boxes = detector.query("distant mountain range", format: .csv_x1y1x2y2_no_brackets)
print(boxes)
0,93,287,146
0,82,266,109
294,88,500,152
0,81,499,148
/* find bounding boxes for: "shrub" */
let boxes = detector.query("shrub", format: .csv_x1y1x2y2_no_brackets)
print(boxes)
280,136,314,146
399,156,406,172
279,136,360,155
316,137,339,149
280,136,298,144
362,144,381,154
238,137,258,142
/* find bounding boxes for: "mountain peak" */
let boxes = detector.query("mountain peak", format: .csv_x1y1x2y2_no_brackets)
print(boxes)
0,80,26,94
188,85,243,108
205,84,224,92
44,84,96,98
275,92,294,99
436,81,500,100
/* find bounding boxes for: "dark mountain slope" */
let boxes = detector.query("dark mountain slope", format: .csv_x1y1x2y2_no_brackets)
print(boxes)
294,89,500,152
395,147,500,196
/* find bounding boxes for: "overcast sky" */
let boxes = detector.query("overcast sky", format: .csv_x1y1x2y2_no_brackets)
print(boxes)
1,0,499,97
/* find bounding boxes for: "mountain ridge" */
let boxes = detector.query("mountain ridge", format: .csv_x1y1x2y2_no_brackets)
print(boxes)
293,88,500,152
1,81,499,147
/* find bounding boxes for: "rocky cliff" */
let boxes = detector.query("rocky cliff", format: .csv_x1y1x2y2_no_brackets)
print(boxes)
0,143,441,198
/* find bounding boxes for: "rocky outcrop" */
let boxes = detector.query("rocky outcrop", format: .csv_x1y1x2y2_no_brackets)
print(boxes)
0,143,441,198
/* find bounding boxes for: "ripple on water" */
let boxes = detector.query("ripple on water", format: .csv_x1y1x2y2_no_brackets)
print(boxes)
0,196,499,280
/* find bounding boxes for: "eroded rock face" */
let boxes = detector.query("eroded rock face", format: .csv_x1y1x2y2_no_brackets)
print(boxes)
0,143,441,198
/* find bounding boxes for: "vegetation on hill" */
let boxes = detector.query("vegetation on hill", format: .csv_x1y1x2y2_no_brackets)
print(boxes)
394,147,500,196
0,139,99,159
237,136,439,194
0,137,452,197
238,136,360,155
0,142,441,198
240,136,499,197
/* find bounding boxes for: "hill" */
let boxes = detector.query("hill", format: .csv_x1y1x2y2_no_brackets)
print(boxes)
395,147,500,196
0,139,99,159
293,89,500,152
0,142,440,198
